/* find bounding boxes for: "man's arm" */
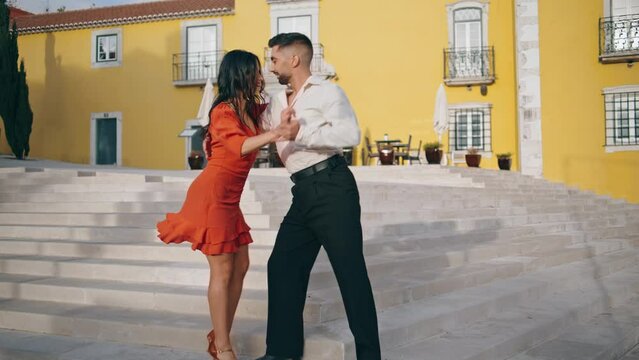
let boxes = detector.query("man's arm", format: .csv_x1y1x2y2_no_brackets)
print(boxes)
294,86,361,148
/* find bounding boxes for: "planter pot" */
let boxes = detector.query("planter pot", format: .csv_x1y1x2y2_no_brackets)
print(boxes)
465,154,481,168
425,149,442,164
498,158,512,171
379,147,395,165
188,154,204,170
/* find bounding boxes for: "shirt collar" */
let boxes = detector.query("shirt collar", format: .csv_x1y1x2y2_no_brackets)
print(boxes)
276,75,324,109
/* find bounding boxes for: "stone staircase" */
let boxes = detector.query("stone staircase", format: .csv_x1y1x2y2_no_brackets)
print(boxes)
0,165,638,360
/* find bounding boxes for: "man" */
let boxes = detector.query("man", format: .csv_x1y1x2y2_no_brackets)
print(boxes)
255,33,381,360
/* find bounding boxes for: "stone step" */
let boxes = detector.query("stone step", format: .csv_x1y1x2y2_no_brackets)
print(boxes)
385,266,639,360
0,224,279,244
0,236,627,318
0,174,156,186
369,211,638,239
0,200,264,215
372,252,639,360
0,213,634,250
0,212,279,230
509,296,639,360
0,190,257,203
0,328,211,360
0,182,193,193
0,201,530,220
1,249,636,359
0,228,570,272
0,197,625,219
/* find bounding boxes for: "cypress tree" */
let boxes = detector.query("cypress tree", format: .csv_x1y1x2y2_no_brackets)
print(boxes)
0,0,33,159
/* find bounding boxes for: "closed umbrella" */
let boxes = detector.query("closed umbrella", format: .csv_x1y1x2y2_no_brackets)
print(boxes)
197,78,215,126
433,83,449,165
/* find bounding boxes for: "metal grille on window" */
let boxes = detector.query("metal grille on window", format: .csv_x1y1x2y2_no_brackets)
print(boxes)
448,106,492,152
605,91,639,146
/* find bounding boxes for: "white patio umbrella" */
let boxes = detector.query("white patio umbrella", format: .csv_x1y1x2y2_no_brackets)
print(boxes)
197,78,215,126
433,83,449,165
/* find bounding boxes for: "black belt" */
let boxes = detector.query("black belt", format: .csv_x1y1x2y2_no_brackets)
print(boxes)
290,155,346,184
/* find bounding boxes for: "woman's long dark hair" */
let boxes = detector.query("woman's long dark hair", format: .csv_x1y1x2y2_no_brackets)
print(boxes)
205,50,264,136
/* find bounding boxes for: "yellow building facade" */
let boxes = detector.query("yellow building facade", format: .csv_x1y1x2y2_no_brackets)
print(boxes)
3,0,639,202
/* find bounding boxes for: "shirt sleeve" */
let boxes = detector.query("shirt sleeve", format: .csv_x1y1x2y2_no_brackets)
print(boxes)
210,104,249,157
294,85,361,149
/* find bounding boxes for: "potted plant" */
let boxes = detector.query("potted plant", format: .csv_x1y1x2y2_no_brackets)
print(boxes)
378,144,395,165
424,141,442,165
496,152,512,171
188,150,204,170
465,147,481,168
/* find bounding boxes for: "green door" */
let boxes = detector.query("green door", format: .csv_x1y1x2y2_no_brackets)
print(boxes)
96,118,117,165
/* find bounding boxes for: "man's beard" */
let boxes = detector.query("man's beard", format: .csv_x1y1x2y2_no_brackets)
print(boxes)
277,74,290,86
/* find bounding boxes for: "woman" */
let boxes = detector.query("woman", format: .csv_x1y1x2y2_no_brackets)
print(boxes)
157,50,283,360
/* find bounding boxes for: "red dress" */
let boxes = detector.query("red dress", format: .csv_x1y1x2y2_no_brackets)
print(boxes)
157,103,260,255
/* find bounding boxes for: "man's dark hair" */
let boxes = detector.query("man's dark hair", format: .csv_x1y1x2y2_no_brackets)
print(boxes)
268,32,314,58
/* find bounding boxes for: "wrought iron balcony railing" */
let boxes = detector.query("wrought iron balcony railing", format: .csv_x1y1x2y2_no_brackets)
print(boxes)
263,43,335,77
604,91,639,147
444,46,495,86
173,50,226,85
599,14,639,63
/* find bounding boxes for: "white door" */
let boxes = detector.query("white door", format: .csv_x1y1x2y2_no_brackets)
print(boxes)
187,25,217,80
612,0,639,16
452,8,483,78
277,15,312,38
611,0,639,51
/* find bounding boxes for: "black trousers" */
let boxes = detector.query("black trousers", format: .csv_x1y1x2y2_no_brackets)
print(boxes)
265,160,381,359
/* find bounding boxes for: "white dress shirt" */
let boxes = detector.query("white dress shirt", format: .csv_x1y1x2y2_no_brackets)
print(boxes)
265,75,361,174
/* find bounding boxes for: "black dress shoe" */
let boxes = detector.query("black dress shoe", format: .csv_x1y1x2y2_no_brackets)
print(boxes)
254,355,301,360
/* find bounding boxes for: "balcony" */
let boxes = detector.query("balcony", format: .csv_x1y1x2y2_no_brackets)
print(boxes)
172,50,226,86
599,14,639,64
444,46,495,86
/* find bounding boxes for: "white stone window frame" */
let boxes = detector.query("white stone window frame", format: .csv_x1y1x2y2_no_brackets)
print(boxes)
90,112,122,166
91,28,122,69
603,85,639,153
448,102,493,158
447,1,490,49
180,18,223,56
269,0,319,44
178,18,224,84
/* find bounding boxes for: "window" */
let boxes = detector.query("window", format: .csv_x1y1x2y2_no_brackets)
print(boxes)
91,29,122,68
604,86,639,150
448,104,492,152
269,1,319,43
611,0,639,17
186,25,218,80
454,8,482,50
175,19,223,84
277,15,312,39
445,2,493,85
96,35,117,62
265,0,334,79
612,0,639,52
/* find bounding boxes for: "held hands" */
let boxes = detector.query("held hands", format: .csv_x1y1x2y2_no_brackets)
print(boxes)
271,107,300,141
